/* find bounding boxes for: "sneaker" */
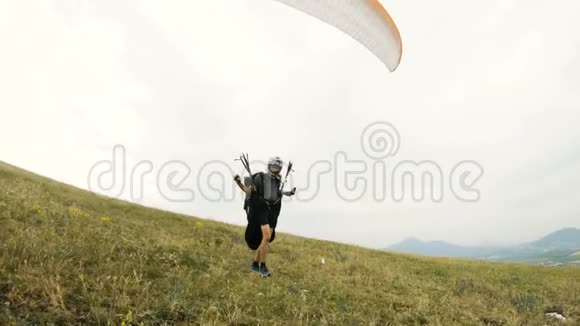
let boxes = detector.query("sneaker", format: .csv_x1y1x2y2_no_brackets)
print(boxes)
260,264,272,277
249,263,261,275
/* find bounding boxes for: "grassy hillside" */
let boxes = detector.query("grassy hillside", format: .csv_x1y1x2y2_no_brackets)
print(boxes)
0,162,579,325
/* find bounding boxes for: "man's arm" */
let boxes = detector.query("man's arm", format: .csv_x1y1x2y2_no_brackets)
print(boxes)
234,175,254,194
282,187,297,197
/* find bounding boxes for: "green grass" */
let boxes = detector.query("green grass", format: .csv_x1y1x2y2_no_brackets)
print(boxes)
0,161,579,325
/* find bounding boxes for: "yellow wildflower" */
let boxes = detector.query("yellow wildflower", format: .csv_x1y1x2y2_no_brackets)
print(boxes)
68,207,91,218
32,203,43,214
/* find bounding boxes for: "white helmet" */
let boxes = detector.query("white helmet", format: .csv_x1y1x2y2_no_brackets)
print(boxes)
268,156,283,171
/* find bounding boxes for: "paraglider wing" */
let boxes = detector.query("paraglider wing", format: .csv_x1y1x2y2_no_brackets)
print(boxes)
271,0,403,71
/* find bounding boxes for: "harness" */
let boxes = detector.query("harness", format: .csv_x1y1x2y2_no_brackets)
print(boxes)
236,153,293,211
251,172,282,209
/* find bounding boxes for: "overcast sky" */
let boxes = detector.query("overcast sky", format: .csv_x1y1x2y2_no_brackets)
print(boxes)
1,0,579,248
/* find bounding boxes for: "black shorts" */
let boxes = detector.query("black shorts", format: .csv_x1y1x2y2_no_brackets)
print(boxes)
244,201,281,250
250,202,280,228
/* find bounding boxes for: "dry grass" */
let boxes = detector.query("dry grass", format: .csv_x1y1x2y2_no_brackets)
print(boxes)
0,161,579,325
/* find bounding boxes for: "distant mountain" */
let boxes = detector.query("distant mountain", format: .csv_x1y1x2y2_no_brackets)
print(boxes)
528,228,580,250
386,228,580,265
388,237,492,258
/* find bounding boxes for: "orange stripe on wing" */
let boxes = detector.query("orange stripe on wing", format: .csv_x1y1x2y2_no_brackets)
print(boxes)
367,0,403,69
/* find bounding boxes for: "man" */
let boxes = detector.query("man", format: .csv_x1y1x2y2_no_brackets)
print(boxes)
234,156,296,277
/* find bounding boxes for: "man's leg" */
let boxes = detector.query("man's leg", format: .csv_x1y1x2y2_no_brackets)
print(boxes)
249,205,272,276
257,224,271,264
254,249,261,263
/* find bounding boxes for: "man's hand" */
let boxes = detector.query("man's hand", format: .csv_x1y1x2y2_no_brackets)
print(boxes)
234,175,241,183
283,187,297,197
